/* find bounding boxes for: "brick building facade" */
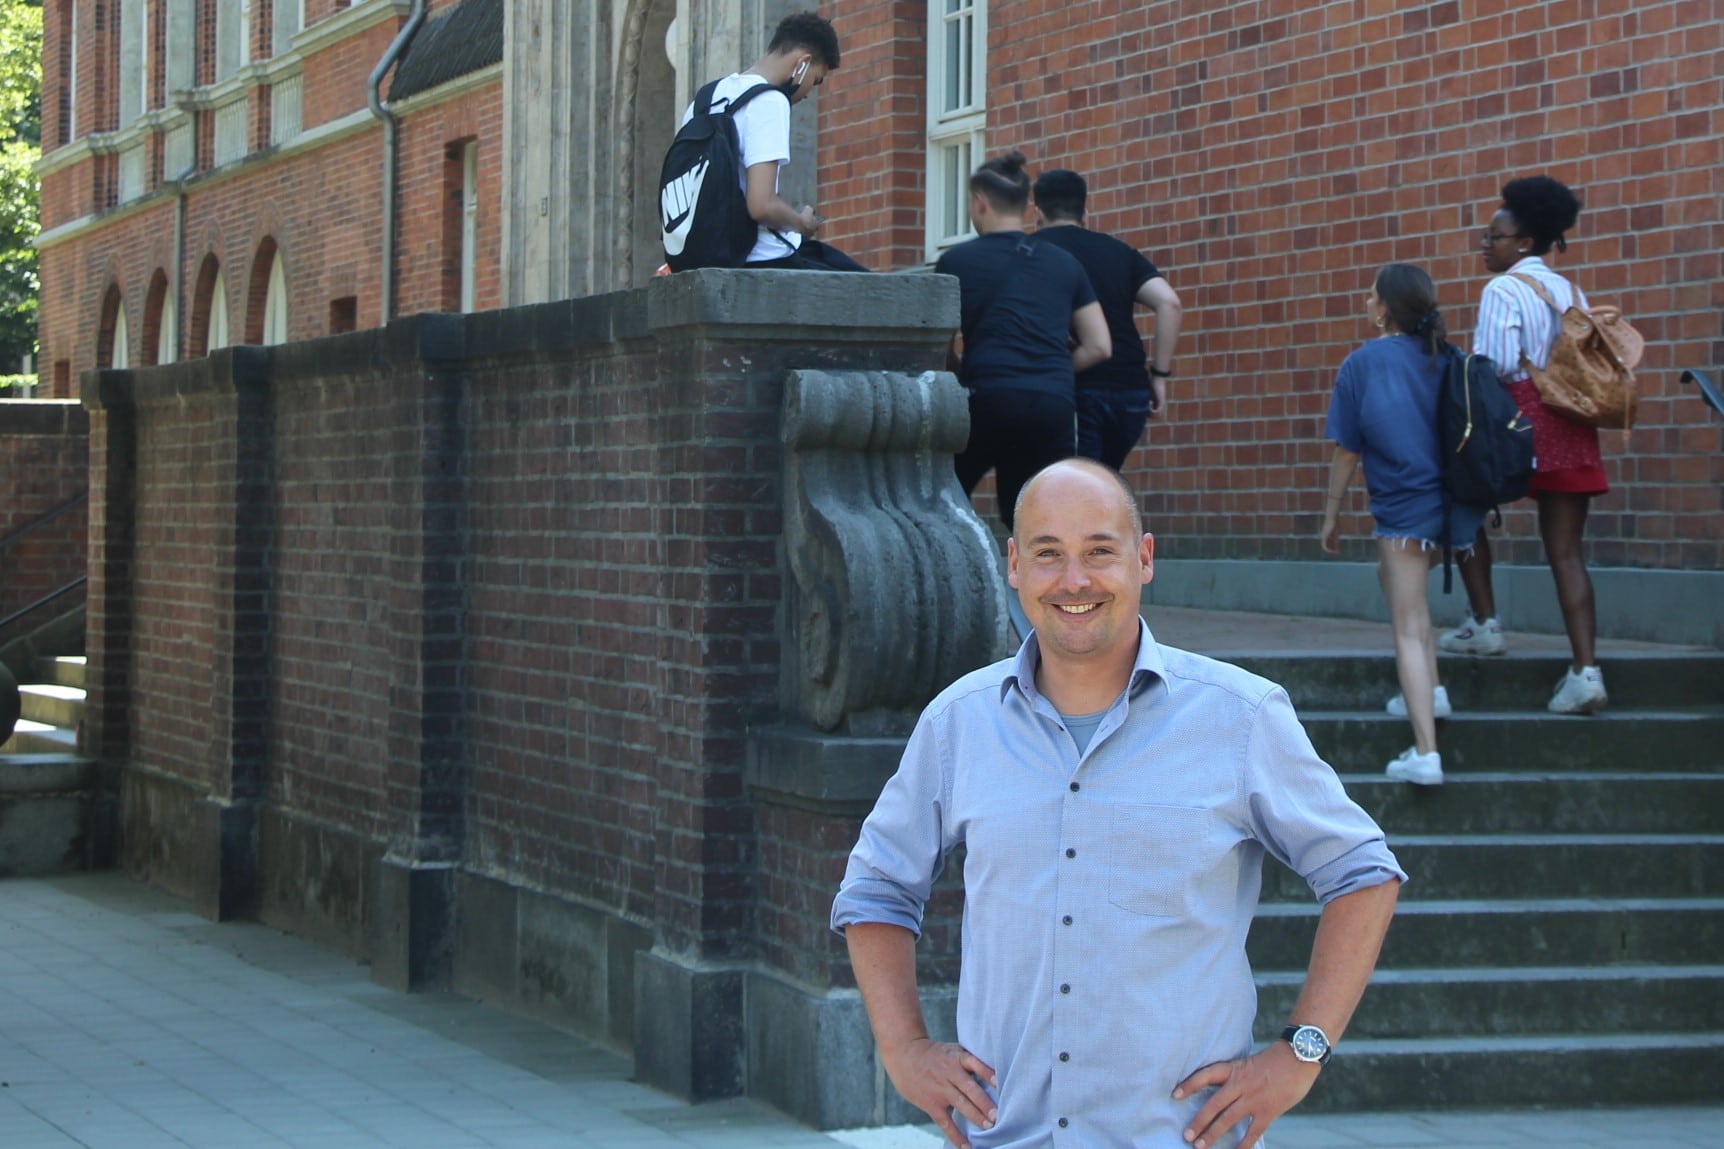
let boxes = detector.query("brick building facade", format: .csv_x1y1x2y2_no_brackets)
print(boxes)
35,0,503,390
34,0,1724,578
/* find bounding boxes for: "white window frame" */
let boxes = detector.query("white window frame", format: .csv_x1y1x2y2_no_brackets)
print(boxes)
460,142,478,312
110,306,129,369
925,0,987,261
208,271,229,351
262,253,288,345
141,0,150,112
239,0,251,67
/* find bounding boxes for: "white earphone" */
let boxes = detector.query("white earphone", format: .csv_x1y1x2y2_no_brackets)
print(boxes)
793,60,809,84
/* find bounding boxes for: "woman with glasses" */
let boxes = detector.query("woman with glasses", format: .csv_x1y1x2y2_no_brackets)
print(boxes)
1441,176,1609,715
1322,264,1484,786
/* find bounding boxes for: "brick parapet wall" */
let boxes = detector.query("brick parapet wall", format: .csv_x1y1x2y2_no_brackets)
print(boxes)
86,271,960,982
0,402,90,663
821,0,1724,570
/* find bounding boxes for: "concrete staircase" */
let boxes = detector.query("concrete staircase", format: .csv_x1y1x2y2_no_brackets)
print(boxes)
1242,648,1724,1109
0,655,112,875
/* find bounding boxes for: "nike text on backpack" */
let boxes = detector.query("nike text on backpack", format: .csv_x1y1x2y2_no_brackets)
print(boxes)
660,80,777,272
1509,272,1645,435
1436,344,1535,592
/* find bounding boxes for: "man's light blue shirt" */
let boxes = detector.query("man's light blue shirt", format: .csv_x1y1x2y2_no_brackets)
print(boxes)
831,620,1406,1148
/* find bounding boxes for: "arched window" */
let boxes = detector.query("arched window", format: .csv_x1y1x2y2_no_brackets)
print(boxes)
143,270,175,365
262,252,288,344
97,284,126,368
209,272,229,350
190,255,227,358
246,239,287,345
111,309,130,369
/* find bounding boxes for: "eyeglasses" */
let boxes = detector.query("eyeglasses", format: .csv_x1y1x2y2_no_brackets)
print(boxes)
1479,231,1520,245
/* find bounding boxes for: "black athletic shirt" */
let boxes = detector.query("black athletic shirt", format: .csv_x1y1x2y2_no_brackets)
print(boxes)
934,231,1097,398
1033,225,1163,391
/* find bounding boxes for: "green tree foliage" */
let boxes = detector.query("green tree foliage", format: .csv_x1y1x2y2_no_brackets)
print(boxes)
0,0,40,373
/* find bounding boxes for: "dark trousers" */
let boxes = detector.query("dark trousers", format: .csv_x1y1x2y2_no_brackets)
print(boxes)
1076,387,1152,472
748,239,870,272
955,389,1076,530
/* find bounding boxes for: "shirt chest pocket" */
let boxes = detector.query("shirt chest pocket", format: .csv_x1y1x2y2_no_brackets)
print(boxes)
1106,804,1219,918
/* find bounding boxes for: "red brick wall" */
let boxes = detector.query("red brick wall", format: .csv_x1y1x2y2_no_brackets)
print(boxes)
36,80,503,393
127,392,227,791
0,403,90,657
821,0,1724,569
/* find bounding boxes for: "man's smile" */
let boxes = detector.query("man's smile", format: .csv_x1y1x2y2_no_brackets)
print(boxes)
1054,602,1100,614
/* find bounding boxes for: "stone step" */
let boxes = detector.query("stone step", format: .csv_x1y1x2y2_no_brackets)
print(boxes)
34,655,86,690
1255,964,1724,1039
1248,898,1724,970
18,683,85,730
0,719,77,755
1292,1032,1724,1111
1261,836,1724,902
0,753,94,793
1301,709,1724,773
1338,772,1724,834
0,753,107,877
1233,652,1724,713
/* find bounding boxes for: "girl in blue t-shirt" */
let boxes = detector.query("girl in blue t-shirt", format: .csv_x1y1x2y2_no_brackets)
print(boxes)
1320,264,1487,787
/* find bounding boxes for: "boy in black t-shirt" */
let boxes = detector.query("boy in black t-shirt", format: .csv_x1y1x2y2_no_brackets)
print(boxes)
1032,169,1184,471
935,153,1110,529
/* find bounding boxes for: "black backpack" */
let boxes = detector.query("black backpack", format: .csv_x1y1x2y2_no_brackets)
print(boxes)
1436,343,1535,589
659,80,777,272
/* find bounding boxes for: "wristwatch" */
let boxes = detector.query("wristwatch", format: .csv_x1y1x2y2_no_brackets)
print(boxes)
1280,1024,1333,1067
1148,366,1173,378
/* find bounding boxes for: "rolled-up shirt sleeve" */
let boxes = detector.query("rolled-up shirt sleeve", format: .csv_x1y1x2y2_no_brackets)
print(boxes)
831,711,952,937
1240,687,1408,904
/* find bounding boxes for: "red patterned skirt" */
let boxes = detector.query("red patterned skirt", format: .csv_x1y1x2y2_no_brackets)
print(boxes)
1507,376,1609,497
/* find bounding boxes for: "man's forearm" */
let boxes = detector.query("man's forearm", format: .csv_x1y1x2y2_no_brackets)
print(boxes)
1287,879,1400,1041
1150,303,1183,373
846,921,931,1060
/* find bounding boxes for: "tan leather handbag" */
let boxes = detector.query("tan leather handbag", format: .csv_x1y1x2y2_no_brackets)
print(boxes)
1510,273,1644,433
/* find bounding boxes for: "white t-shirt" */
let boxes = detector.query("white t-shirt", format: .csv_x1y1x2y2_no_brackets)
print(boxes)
680,72,800,262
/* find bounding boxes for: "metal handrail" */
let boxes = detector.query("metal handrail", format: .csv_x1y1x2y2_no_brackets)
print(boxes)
1683,369,1722,419
0,491,89,554
0,576,87,633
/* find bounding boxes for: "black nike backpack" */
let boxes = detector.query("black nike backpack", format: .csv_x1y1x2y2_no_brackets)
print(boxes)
659,80,776,271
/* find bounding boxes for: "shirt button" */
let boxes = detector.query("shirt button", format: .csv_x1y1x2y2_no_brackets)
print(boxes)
1059,1117,1070,1128
1060,983,1071,994
1065,848,1076,858
1062,915,1073,925
1069,781,1080,792
1059,1051,1070,1062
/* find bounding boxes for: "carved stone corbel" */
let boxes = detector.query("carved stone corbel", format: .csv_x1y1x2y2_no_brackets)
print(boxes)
780,369,1008,734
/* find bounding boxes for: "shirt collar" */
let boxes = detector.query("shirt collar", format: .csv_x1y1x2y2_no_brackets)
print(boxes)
1508,254,1549,274
1003,617,1169,708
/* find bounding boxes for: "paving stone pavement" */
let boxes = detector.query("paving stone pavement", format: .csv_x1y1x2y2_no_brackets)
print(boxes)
1,860,1718,1149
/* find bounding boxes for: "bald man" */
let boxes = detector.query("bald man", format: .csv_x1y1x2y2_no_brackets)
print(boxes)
832,459,1402,1149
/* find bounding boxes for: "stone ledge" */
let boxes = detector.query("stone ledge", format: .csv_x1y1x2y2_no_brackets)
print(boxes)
745,726,907,815
0,400,90,436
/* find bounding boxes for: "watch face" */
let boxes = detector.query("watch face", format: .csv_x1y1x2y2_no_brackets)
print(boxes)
1291,1026,1329,1061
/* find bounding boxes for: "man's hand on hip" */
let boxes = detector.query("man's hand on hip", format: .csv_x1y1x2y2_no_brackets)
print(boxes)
882,1036,997,1149
1172,1040,1320,1149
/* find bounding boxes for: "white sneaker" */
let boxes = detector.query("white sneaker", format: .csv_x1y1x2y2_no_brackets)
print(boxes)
1438,616,1506,655
1548,666,1607,715
1386,746,1444,786
1386,685,1452,719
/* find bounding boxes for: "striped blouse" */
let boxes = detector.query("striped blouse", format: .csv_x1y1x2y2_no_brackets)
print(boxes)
1472,254,1589,381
